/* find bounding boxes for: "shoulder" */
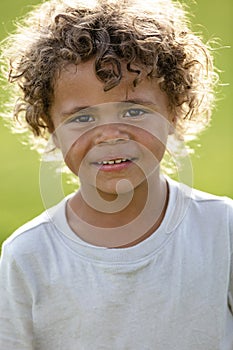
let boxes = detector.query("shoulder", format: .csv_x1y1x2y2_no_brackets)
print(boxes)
188,186,233,226
166,176,233,232
1,197,68,261
167,176,232,208
188,185,233,216
189,186,232,204
3,211,51,251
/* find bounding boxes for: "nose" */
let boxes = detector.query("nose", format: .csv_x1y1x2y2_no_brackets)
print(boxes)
94,124,130,145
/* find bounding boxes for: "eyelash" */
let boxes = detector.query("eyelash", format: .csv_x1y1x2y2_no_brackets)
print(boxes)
67,108,148,124
122,108,147,118
70,115,95,123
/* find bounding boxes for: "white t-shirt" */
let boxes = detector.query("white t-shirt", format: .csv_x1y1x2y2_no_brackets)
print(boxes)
0,177,233,349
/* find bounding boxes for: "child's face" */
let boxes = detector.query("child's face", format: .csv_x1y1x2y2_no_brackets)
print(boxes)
51,60,174,195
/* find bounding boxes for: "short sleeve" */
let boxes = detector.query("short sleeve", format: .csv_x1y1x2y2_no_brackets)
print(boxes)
0,242,34,349
226,197,233,314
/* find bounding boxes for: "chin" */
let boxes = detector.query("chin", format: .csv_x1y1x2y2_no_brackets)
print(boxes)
97,177,146,196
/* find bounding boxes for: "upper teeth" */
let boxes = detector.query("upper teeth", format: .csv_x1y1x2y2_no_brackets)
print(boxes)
97,158,130,165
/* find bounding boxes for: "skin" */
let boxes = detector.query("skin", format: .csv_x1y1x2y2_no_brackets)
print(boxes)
50,60,175,248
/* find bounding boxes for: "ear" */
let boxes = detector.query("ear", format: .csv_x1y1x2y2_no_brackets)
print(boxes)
52,132,60,149
168,115,177,135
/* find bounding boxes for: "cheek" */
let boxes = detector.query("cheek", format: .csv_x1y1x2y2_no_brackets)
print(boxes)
135,130,167,163
151,137,167,161
64,139,89,175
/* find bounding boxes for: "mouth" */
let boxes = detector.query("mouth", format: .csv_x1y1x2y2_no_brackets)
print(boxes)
95,157,135,165
92,157,136,171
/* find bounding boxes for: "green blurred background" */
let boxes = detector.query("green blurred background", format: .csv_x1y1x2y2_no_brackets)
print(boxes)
0,0,232,247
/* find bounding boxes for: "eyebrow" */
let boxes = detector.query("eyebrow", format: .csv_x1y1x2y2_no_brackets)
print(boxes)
60,99,156,119
61,106,92,116
123,99,155,106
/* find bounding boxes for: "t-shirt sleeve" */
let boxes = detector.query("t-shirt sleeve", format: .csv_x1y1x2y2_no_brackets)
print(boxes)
227,197,233,315
0,242,34,349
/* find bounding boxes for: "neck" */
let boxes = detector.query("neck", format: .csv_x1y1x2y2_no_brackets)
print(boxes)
67,172,168,248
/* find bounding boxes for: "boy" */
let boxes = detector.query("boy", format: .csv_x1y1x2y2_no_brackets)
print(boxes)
0,0,232,349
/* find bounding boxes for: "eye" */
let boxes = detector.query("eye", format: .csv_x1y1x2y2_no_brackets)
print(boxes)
123,108,147,118
67,114,95,124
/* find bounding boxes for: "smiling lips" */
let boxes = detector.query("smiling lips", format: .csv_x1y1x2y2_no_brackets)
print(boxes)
93,157,136,171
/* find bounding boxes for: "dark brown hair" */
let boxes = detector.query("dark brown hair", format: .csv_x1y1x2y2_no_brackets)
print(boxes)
1,0,218,145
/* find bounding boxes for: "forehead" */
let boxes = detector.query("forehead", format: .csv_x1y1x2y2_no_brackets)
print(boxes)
51,60,170,123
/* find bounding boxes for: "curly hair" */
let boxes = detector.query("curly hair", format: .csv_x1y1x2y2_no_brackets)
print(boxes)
1,0,218,144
